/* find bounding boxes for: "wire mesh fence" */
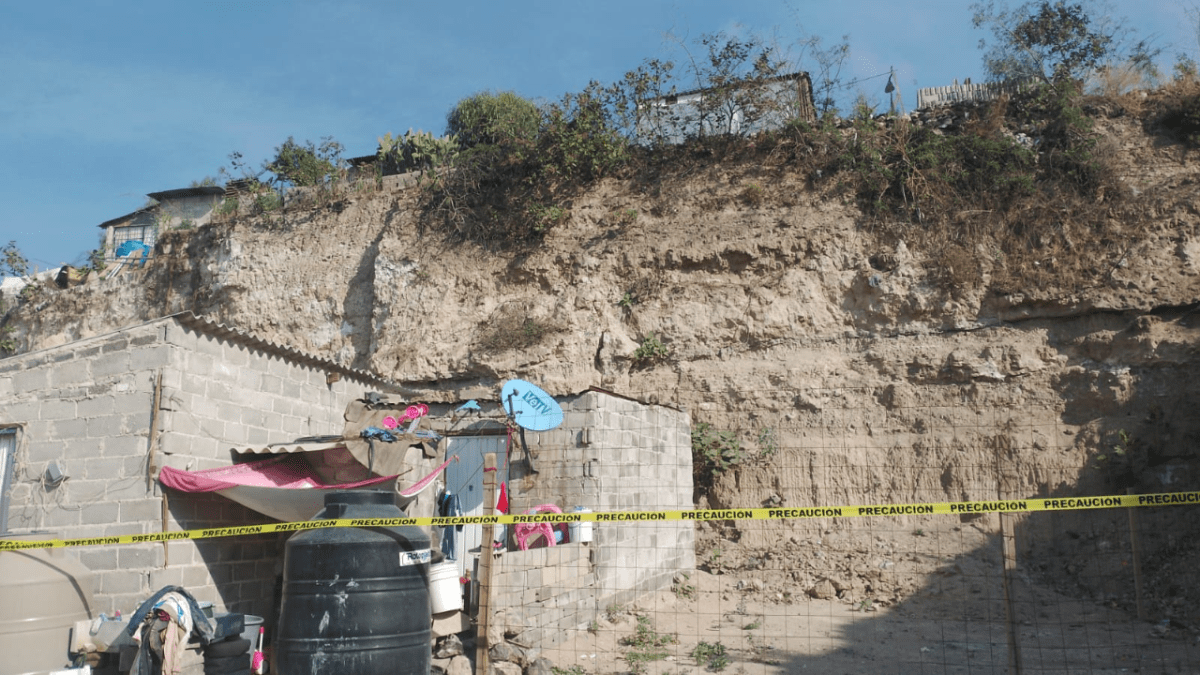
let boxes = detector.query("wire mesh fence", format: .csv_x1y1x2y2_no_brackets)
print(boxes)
474,385,1200,675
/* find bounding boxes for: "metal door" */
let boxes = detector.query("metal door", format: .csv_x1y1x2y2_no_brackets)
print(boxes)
442,435,507,577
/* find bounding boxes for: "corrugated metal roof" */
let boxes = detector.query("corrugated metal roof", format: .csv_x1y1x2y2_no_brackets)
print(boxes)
172,312,406,393
146,186,227,201
235,440,347,455
97,208,151,229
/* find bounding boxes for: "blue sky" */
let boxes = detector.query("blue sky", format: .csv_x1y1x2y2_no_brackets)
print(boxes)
2,0,1193,271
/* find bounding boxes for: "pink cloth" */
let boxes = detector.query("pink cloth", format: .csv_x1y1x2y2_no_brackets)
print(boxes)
158,454,394,492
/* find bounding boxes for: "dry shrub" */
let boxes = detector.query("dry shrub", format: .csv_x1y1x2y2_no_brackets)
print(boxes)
1088,61,1157,98
475,301,565,353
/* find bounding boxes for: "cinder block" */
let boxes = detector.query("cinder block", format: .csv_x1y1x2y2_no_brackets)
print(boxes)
280,379,302,401
105,480,153,501
100,569,146,595
246,427,269,446
206,380,233,403
114,393,151,416
132,345,173,371
104,435,146,459
79,547,119,570
92,353,132,379
261,375,282,396
87,415,126,438
44,507,81,528
166,540,196,565
198,417,225,440
52,418,89,440
26,439,68,464
80,501,121,527
149,566,184,589
40,399,78,421
121,498,164,522
182,565,211,588
118,545,163,569
12,367,48,389
158,432,198,457
180,373,206,396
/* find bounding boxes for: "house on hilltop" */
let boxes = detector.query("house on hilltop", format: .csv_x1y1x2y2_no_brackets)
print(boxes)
98,187,226,259
637,71,815,144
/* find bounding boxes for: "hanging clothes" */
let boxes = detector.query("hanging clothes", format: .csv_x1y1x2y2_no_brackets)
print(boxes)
438,490,463,561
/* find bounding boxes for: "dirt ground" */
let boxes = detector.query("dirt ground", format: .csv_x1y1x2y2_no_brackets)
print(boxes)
540,517,1200,675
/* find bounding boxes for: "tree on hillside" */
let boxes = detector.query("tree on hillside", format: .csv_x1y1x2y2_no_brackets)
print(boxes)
972,0,1158,87
263,136,345,188
1,241,28,278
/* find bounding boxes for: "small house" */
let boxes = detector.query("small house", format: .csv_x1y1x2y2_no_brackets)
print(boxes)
98,187,226,260
637,71,815,144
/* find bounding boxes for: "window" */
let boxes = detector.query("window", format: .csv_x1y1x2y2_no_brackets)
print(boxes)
0,428,15,534
113,224,157,249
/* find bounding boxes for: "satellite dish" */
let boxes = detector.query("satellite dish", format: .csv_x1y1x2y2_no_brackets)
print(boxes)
501,379,563,431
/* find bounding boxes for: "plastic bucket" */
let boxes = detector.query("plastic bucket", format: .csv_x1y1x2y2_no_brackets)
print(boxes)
428,562,462,613
241,614,263,649
568,508,593,543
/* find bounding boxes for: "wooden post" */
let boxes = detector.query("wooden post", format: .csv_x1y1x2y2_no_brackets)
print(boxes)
1126,488,1146,620
475,453,498,675
147,371,163,491
999,512,1023,675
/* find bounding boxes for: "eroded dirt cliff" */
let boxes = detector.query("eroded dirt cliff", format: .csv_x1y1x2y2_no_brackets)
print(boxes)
7,100,1200,625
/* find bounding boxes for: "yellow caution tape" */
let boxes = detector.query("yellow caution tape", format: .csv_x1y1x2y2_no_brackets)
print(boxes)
1,491,1197,550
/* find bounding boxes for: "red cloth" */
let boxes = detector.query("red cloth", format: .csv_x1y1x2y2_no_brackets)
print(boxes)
497,482,508,514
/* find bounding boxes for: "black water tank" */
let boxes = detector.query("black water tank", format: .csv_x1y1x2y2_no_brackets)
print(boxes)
274,490,431,675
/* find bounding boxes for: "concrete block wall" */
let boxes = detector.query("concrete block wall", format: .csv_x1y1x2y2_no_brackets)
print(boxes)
588,391,695,608
491,542,595,647
155,321,366,472
505,390,695,619
154,320,372,621
0,322,171,615
0,316,382,624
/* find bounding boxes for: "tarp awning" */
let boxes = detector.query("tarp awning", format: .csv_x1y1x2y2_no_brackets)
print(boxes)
159,454,398,522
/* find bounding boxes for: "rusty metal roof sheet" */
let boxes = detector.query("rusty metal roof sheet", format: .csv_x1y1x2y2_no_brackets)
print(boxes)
97,207,151,229
146,186,227,201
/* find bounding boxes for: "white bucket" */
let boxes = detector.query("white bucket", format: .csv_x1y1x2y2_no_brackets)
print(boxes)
428,562,463,613
568,508,593,543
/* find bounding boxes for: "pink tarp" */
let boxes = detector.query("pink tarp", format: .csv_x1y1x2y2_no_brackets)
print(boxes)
159,453,455,522
159,454,392,493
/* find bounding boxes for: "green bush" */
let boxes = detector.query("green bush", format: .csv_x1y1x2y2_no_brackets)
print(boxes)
632,332,669,364
446,91,540,151
692,422,743,493
538,84,628,182
264,136,344,187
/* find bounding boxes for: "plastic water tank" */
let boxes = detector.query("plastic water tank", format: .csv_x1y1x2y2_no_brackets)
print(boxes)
274,491,431,675
0,535,94,675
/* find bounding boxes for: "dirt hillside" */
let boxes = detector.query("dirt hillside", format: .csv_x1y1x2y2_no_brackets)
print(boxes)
6,94,1200,631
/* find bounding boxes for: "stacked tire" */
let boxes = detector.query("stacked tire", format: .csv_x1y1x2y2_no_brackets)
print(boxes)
205,635,251,675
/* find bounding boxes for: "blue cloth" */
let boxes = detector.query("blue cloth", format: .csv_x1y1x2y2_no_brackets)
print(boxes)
361,426,397,442
438,492,462,561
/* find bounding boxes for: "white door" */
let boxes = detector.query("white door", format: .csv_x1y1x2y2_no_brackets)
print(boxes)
442,436,507,577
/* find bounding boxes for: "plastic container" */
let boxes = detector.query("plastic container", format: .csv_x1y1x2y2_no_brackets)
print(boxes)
275,490,431,675
240,614,263,648
0,533,94,675
568,507,593,543
428,562,463,613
